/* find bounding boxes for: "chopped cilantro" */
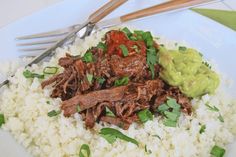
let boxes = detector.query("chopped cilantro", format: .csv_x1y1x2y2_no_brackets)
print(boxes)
199,124,206,134
119,44,129,57
82,52,93,63
146,47,157,79
114,76,129,86
96,77,105,85
137,109,153,123
100,128,139,146
122,27,132,37
210,145,225,157
0,114,5,127
47,110,61,117
97,42,107,51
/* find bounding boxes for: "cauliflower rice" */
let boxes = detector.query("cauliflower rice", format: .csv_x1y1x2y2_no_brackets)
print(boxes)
0,27,236,157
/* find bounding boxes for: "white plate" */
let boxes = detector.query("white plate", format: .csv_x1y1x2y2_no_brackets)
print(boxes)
0,0,236,156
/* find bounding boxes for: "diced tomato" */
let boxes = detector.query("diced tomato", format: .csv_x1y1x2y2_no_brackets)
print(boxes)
105,30,147,57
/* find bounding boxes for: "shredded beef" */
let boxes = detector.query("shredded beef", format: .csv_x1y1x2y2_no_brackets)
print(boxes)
41,30,192,130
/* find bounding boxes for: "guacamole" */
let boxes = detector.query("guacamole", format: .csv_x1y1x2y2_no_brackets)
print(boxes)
158,47,219,98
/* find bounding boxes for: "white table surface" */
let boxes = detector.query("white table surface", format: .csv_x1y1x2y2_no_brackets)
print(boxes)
0,0,235,28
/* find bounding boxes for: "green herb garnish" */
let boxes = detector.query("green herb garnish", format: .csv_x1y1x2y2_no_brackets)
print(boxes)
100,128,139,146
47,110,61,117
82,52,93,63
114,76,129,86
152,134,161,140
163,118,177,127
43,66,58,74
210,145,225,157
79,144,91,157
218,114,224,123
137,109,153,123
146,47,157,79
119,44,129,57
142,31,153,47
203,61,212,69
205,103,219,112
23,70,44,79
0,114,5,127
122,27,132,37
86,73,93,84
179,46,187,51
144,145,152,154
46,101,50,105
157,98,181,127
105,107,115,117
77,105,81,112
96,77,105,85
97,42,107,51
199,124,206,134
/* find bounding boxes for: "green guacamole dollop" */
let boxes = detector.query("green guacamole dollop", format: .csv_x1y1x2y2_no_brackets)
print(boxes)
158,47,220,98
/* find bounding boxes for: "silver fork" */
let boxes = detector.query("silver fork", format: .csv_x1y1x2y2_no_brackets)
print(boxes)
16,0,220,56
16,0,128,55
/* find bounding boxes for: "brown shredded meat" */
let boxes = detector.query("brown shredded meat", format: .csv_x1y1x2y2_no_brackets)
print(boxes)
41,30,192,130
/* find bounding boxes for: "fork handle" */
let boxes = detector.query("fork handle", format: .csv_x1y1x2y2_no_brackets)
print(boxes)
120,0,213,22
89,0,128,24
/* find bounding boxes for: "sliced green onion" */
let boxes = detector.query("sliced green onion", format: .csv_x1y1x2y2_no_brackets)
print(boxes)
82,52,93,63
205,103,219,112
210,145,225,157
0,114,5,127
86,73,93,84
119,44,129,57
99,128,139,146
77,105,81,112
137,109,153,123
23,70,44,79
199,124,206,134
152,134,161,140
114,76,129,86
43,66,58,74
79,144,91,157
105,107,115,117
218,114,224,123
47,110,61,117
144,145,152,154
